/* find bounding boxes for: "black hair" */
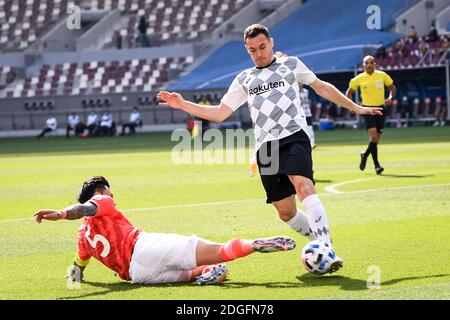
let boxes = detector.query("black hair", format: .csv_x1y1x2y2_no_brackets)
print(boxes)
77,176,110,204
243,24,270,42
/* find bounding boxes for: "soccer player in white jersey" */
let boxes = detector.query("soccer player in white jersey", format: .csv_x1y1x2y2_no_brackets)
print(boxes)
275,51,316,149
158,24,382,274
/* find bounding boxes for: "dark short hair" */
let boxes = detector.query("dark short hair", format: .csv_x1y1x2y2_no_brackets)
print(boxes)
77,176,110,204
243,24,270,42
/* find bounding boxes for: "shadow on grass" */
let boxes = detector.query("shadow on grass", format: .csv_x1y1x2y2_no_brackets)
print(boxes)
58,278,304,299
296,273,450,291
57,280,194,300
315,179,333,183
210,273,450,291
380,174,434,178
57,273,450,299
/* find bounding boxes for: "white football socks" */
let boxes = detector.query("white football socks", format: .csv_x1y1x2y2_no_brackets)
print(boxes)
286,209,317,241
302,194,331,245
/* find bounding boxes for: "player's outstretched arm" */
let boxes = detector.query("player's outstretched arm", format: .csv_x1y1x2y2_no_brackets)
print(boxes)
34,202,98,223
309,79,383,116
157,91,234,122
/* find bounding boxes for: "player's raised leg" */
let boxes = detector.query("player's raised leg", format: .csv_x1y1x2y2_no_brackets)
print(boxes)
195,236,296,266
287,175,343,273
287,176,331,244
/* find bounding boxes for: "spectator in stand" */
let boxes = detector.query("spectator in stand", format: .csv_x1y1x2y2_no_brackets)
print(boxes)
121,107,142,136
375,41,386,58
137,16,149,48
85,111,99,137
396,95,411,128
37,114,57,139
407,26,418,44
426,23,438,43
440,36,449,54
116,33,123,50
66,112,83,139
433,96,446,127
417,39,430,57
395,38,407,58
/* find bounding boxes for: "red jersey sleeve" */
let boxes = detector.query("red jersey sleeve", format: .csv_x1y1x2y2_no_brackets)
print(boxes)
88,195,116,217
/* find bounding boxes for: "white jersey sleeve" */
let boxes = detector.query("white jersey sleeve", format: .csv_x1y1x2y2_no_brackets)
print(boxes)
294,57,317,85
220,73,248,111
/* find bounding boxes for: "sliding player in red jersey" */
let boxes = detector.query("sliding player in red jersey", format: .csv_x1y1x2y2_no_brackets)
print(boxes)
34,176,296,285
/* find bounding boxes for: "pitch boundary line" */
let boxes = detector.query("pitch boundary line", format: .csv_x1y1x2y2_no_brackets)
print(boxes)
343,182,450,194
324,169,450,194
324,177,380,194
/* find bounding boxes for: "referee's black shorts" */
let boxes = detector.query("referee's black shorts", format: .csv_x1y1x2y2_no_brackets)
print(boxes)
256,130,314,204
363,105,385,133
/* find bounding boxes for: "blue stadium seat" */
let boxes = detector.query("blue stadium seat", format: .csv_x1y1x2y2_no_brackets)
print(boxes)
170,0,413,90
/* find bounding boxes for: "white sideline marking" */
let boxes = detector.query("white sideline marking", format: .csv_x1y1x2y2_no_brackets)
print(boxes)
122,198,262,213
345,183,450,194
1,198,264,224
324,177,380,194
324,169,450,194
2,183,449,224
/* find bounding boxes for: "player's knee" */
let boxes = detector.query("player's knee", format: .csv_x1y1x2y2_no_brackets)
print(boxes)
278,209,296,222
273,204,296,222
292,180,315,200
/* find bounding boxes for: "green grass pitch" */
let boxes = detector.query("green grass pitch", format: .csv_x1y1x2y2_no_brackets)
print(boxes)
0,126,449,300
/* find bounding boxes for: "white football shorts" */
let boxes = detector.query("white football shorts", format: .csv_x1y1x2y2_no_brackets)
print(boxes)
129,232,200,284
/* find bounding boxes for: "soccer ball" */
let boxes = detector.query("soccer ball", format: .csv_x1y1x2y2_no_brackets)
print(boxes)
300,240,336,275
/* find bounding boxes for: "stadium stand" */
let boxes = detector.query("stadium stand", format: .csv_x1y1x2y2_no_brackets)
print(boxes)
0,0,79,51
7,56,193,97
81,0,252,48
0,0,253,52
0,0,447,134
0,66,17,87
376,34,450,69
170,0,420,90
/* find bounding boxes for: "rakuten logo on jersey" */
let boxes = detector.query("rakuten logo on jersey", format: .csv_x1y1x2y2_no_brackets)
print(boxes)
249,81,285,95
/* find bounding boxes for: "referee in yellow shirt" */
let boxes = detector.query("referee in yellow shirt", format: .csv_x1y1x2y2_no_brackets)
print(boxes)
346,55,397,175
